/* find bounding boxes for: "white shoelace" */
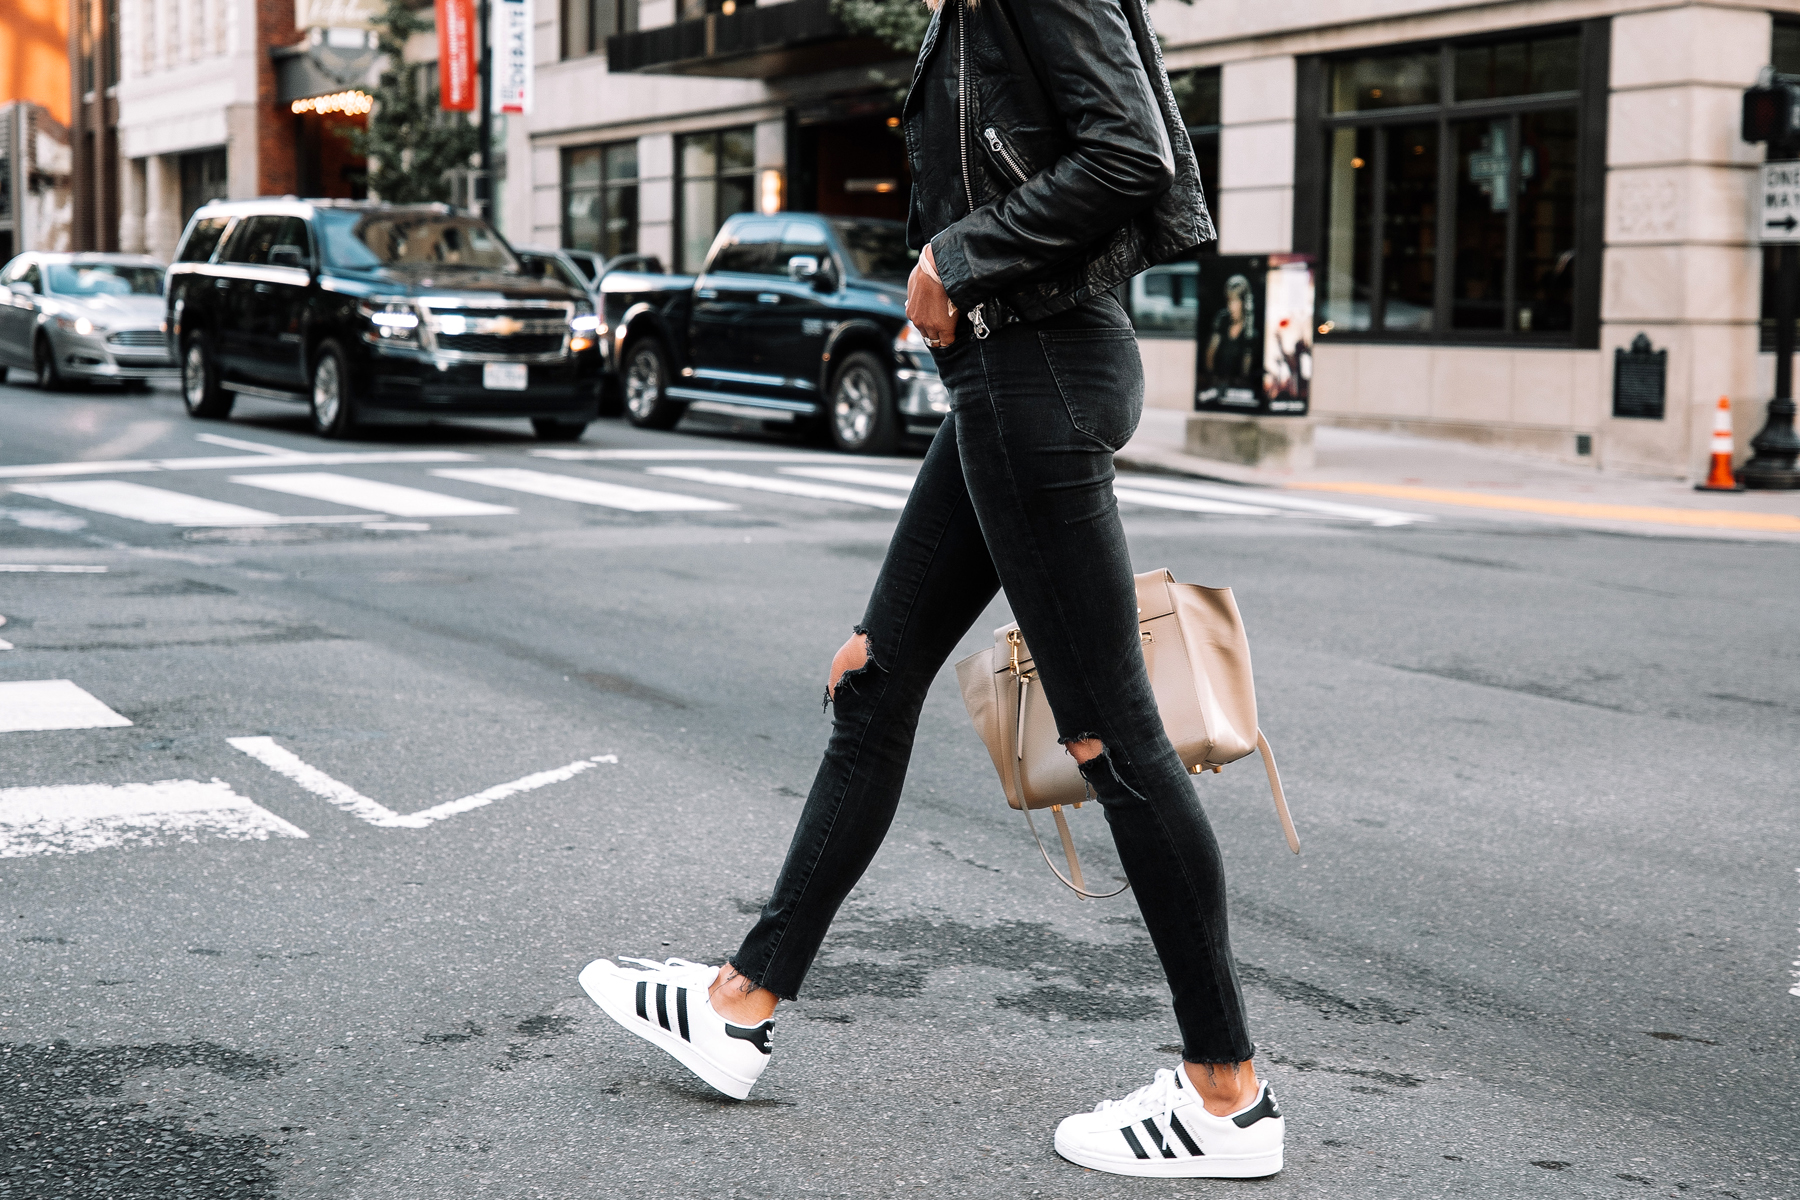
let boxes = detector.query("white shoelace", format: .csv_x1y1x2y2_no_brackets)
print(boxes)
1093,1067,1182,1116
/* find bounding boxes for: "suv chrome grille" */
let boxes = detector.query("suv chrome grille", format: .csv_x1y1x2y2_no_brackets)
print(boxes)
418,298,573,362
436,332,564,355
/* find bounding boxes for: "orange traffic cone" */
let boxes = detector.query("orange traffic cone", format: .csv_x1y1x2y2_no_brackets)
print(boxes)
1695,396,1745,492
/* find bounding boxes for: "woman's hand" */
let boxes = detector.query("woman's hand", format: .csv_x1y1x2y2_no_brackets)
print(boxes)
907,244,958,349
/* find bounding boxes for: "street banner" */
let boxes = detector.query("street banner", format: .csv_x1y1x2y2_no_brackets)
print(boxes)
492,0,532,115
437,0,477,112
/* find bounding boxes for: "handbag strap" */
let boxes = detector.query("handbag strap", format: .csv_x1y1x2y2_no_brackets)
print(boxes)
1008,673,1130,899
1257,729,1301,854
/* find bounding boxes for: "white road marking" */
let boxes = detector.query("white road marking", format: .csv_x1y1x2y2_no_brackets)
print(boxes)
231,472,516,517
0,641,12,651
227,737,614,829
1791,867,1800,998
362,521,431,531
430,467,736,512
0,450,479,481
0,564,107,572
779,466,917,491
1113,487,1282,516
0,679,133,733
0,779,307,858
647,465,910,510
1115,475,1427,526
0,506,89,532
12,480,372,527
195,432,301,455
530,449,900,463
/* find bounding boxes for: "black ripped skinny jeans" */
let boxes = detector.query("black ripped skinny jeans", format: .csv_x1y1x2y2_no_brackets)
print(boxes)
731,294,1254,1064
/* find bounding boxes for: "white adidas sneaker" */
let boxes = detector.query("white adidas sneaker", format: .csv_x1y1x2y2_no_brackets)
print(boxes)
1054,1067,1284,1178
578,956,774,1101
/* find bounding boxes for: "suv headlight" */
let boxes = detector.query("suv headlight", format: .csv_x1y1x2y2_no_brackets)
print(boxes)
569,310,602,352
358,298,421,345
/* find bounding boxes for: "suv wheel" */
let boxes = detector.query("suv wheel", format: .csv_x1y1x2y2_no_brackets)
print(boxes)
34,335,66,392
828,351,898,455
532,418,589,441
181,335,233,418
309,341,358,439
622,338,685,430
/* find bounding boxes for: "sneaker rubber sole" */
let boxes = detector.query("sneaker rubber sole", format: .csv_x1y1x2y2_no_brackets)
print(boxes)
578,960,759,1101
1054,1130,1282,1179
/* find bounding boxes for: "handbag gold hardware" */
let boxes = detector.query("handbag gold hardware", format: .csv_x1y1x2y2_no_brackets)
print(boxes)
955,568,1299,899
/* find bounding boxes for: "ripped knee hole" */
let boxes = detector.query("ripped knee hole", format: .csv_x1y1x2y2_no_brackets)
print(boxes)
1064,737,1105,765
825,632,872,703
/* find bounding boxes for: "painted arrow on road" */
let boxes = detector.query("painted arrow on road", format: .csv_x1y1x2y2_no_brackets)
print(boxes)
228,737,616,829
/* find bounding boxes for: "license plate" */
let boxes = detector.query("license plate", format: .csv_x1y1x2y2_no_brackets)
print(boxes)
483,362,528,390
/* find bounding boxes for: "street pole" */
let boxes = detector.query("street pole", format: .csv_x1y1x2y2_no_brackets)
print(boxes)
1744,158,1800,488
476,0,492,219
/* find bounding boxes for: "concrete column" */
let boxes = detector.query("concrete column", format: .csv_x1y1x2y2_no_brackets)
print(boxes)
225,103,258,199
143,154,182,262
1216,55,1295,254
754,118,785,213
637,132,675,271
1602,6,1770,478
119,156,146,254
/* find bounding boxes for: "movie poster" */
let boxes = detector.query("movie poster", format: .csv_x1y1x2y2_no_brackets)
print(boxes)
1194,254,1313,416
1261,254,1313,415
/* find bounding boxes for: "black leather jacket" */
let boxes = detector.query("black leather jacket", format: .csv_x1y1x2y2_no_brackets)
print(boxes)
902,0,1215,329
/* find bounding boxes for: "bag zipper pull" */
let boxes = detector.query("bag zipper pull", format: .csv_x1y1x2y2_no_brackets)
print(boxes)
971,304,989,340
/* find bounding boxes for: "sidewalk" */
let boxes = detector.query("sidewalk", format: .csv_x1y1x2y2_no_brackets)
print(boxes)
1117,409,1800,540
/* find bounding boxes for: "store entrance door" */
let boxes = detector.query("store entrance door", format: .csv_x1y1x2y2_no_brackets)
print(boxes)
790,114,909,222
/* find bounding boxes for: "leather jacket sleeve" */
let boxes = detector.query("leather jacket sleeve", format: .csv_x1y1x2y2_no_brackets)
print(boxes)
929,0,1176,311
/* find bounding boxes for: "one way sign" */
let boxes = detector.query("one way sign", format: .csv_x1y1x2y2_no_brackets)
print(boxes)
1758,161,1800,242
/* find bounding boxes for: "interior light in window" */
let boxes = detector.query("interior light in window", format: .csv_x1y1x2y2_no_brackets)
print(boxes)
1350,157,1365,169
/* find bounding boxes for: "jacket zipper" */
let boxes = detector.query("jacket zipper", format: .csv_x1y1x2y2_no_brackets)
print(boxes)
984,127,1029,185
954,1,989,339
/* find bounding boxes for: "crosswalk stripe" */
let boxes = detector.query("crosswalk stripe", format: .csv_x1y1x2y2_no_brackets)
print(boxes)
779,466,917,491
0,679,133,733
646,466,909,510
430,467,736,512
0,450,479,481
1116,476,1424,526
230,472,516,517
13,480,290,526
0,779,307,858
1114,486,1281,516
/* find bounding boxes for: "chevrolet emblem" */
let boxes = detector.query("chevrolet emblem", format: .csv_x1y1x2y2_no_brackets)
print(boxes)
490,316,525,336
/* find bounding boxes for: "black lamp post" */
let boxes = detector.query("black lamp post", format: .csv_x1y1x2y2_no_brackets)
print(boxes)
1741,70,1800,489
476,0,492,219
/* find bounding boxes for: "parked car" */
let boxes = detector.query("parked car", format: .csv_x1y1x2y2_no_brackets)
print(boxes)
0,252,176,390
599,213,946,455
165,199,602,440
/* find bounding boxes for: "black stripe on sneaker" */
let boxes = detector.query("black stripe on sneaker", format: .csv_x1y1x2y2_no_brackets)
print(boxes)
1231,1085,1280,1128
655,982,671,1031
635,980,648,1021
1167,1112,1203,1156
1141,1118,1175,1159
1119,1127,1150,1160
676,986,691,1041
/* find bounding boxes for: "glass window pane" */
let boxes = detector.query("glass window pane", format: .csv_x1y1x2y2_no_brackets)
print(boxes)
1452,117,1513,330
1454,33,1579,102
1130,258,1200,337
720,127,756,173
709,217,782,275
1172,66,1221,129
1381,124,1437,332
1776,21,1800,75
1513,108,1578,333
565,147,601,188
604,141,638,183
562,0,590,58
717,173,755,222
606,183,638,259
681,178,717,272
1330,51,1438,112
1321,126,1375,333
680,133,716,181
565,188,600,251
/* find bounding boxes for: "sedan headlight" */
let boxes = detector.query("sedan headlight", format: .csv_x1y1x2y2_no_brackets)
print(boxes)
54,314,103,337
357,298,421,345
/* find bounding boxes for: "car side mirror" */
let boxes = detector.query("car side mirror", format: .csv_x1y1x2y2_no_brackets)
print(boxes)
9,280,35,295
269,245,305,270
786,255,819,282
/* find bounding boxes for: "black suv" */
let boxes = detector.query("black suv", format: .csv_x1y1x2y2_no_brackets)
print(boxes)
599,214,946,454
166,199,602,439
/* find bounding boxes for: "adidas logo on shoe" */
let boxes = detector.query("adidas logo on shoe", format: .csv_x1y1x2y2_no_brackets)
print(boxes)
579,957,774,1100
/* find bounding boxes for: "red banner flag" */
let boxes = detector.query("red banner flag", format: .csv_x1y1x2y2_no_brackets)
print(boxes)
437,0,477,112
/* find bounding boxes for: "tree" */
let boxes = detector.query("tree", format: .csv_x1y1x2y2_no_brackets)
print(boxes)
831,0,932,57
348,0,482,204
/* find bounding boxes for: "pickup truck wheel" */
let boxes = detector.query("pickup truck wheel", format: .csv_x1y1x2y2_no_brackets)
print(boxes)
622,338,685,430
180,335,233,418
309,341,358,439
532,418,589,441
828,351,898,455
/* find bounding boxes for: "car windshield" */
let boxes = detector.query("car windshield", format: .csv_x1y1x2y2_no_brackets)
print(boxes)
44,263,164,296
520,252,588,292
829,220,915,284
315,210,518,272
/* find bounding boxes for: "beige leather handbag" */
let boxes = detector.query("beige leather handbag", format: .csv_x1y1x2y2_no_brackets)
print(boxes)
954,568,1300,898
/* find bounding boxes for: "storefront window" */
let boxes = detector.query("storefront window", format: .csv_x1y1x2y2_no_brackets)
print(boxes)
1312,26,1594,342
1127,67,1220,339
563,0,638,58
677,127,756,273
563,141,639,261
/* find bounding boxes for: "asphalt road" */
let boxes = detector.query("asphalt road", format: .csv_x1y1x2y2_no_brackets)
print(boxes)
1,377,1795,1200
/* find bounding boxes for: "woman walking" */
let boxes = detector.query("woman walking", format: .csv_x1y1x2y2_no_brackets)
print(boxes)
580,0,1283,1178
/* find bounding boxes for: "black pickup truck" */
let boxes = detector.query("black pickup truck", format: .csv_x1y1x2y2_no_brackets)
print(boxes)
166,199,602,440
599,213,946,454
